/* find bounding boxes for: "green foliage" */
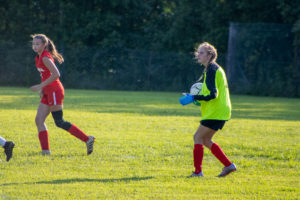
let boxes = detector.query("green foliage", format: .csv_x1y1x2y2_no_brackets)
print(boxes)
0,0,299,96
1,0,298,52
226,23,296,97
0,45,210,91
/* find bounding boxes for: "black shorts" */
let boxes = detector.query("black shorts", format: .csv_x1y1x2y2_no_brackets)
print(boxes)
200,120,226,131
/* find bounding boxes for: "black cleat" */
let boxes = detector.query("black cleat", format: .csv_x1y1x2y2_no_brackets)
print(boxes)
86,136,95,155
4,141,15,162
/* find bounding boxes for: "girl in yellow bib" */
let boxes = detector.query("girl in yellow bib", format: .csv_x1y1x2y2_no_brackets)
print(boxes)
179,42,236,177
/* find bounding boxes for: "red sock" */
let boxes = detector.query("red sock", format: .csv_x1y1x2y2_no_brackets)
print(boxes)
38,130,50,150
193,144,204,174
211,143,231,167
67,124,89,142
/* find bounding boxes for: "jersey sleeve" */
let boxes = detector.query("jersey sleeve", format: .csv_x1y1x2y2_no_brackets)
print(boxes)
194,66,218,101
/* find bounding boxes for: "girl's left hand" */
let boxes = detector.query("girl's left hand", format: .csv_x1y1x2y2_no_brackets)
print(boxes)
30,84,42,92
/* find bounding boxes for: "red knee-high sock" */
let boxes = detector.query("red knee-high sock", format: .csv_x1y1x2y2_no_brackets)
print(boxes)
211,143,231,167
38,130,50,150
67,124,89,142
193,144,204,174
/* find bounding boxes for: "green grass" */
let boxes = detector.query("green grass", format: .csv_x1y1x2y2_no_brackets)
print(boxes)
0,87,299,200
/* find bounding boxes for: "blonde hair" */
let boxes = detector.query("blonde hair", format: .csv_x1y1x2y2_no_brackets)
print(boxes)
195,42,218,64
31,34,64,64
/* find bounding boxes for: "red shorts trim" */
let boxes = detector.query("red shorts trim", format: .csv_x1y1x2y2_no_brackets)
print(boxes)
41,88,64,106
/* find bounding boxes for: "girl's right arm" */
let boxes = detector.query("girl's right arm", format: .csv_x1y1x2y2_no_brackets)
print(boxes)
30,57,60,92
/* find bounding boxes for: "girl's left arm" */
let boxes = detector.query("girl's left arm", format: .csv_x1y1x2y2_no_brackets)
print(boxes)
193,67,218,101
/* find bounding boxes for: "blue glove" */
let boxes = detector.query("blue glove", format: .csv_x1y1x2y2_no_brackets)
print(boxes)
179,94,194,105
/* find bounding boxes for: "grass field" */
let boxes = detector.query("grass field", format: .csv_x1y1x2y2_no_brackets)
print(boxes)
0,87,299,199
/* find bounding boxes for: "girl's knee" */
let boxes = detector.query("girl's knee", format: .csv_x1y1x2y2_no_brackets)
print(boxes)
193,133,203,144
35,116,44,126
203,138,213,148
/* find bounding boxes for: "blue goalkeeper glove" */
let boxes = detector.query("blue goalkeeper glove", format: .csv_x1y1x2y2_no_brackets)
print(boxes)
179,94,194,106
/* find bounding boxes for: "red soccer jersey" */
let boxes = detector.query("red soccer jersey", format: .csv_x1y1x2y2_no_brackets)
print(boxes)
35,50,63,92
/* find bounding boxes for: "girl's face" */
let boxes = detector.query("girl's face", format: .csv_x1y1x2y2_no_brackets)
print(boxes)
32,38,46,54
196,47,211,65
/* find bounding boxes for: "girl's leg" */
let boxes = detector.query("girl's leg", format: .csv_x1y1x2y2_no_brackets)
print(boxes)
199,125,232,167
192,125,216,174
50,105,89,142
50,105,95,155
35,103,51,152
200,125,236,177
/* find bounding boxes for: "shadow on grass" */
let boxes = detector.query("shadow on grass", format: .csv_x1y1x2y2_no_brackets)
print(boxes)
0,176,153,186
25,152,88,158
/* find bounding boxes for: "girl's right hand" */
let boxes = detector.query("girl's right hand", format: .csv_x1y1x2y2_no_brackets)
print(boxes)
179,94,194,106
39,90,43,99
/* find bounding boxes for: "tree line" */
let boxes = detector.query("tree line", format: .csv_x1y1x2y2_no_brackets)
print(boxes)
0,0,299,96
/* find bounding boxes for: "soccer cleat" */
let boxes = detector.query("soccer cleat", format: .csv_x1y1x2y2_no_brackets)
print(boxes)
86,136,95,155
42,150,51,155
188,171,204,177
218,163,237,177
4,141,15,162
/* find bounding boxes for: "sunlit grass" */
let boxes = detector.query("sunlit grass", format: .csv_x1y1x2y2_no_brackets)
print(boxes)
0,87,299,199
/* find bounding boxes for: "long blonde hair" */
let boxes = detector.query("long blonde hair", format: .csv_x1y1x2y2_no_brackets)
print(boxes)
195,42,218,81
31,34,64,64
195,42,218,64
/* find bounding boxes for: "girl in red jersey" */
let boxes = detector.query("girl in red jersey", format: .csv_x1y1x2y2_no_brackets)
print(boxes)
30,34,95,155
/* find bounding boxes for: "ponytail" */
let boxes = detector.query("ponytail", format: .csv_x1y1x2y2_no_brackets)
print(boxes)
46,38,64,64
31,34,64,64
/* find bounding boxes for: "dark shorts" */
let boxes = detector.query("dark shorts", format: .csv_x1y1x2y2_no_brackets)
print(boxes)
200,120,226,131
